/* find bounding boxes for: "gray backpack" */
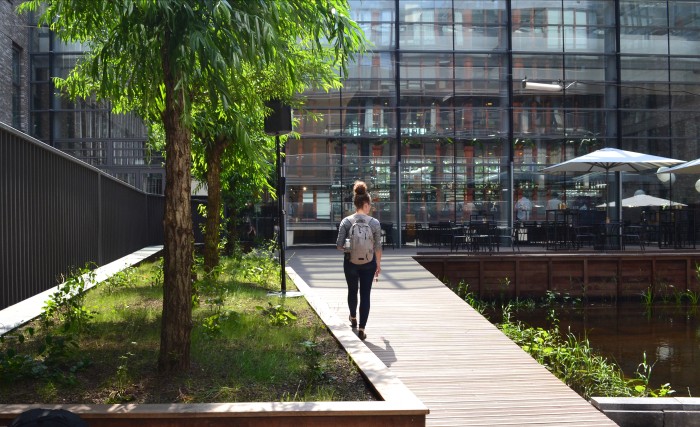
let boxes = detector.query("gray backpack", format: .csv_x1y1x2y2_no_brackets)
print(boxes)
348,215,375,264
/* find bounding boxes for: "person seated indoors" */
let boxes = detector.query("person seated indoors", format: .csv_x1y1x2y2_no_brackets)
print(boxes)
515,194,532,221
547,192,562,210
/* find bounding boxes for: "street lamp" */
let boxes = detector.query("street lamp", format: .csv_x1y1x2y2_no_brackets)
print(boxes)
264,100,292,294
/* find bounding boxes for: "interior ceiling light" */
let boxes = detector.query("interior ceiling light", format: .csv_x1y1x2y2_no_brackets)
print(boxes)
521,77,563,92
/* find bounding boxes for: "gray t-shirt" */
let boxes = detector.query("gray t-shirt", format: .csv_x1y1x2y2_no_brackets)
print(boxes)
336,213,382,253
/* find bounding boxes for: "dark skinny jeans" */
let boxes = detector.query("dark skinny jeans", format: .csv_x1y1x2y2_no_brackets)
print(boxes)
343,257,376,329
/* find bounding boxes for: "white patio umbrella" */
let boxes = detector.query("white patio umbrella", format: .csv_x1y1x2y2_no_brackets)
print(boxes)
542,148,684,221
663,157,700,174
596,194,686,208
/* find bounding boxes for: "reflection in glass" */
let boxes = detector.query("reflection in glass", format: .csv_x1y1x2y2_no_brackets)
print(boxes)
283,0,700,242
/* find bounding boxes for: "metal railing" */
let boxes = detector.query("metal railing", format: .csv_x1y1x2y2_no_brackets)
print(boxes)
0,122,203,310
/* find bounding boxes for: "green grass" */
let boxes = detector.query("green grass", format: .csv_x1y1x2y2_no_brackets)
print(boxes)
0,249,375,404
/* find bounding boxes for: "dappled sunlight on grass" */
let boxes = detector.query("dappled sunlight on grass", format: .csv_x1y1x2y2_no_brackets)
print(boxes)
0,251,374,404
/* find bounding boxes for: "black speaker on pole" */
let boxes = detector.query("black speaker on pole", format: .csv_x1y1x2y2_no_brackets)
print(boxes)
264,100,292,135
265,100,292,295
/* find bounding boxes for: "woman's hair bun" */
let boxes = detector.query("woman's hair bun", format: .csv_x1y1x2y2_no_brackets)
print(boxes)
353,181,367,195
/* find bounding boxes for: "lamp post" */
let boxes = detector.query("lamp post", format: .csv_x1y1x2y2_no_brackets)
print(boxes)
264,100,292,294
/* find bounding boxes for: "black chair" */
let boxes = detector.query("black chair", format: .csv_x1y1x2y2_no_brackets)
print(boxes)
501,224,522,252
438,221,456,248
414,223,424,246
545,221,573,250
381,222,395,249
595,221,623,251
450,224,470,252
622,224,645,251
523,221,545,246
469,221,496,252
471,213,495,223
573,225,596,249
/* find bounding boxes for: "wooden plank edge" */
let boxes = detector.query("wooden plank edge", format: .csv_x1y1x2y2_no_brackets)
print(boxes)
286,266,429,414
0,401,427,419
0,246,163,336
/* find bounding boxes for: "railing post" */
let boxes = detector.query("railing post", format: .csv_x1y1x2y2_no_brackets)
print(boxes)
97,173,103,265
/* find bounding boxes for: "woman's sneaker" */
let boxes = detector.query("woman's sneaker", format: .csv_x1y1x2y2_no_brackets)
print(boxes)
358,328,367,340
349,315,357,328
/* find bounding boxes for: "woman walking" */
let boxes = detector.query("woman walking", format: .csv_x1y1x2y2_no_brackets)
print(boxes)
336,181,382,340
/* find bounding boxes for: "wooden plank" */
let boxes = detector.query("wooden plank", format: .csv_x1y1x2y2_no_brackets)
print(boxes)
288,248,618,427
416,251,700,300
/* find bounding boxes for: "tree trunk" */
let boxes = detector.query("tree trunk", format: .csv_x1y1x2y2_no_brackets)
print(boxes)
203,137,226,272
158,38,193,373
224,188,240,256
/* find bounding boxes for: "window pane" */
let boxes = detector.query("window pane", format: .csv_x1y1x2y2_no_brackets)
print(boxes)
620,1,669,54
142,173,164,194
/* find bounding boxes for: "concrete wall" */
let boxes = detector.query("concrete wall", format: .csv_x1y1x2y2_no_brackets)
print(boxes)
591,397,700,427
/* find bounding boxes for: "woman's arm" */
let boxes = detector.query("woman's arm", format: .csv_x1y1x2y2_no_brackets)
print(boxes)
372,219,383,276
336,218,348,251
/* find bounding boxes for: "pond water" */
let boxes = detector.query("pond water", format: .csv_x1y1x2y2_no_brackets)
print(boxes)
487,302,700,397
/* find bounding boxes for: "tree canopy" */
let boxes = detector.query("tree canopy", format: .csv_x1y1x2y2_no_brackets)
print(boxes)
19,0,366,372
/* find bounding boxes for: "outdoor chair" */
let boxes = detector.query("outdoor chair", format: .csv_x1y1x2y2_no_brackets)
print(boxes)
450,224,470,252
545,221,574,250
622,224,645,251
595,221,623,251
573,225,596,249
469,222,496,252
381,222,395,249
501,224,522,252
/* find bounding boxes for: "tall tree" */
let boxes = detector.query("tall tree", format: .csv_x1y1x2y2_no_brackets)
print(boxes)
193,48,353,271
190,91,271,271
20,0,365,372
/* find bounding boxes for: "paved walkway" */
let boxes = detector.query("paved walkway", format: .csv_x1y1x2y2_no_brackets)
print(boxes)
286,247,618,426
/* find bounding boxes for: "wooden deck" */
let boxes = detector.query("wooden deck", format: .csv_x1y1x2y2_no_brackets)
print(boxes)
286,247,618,427
415,249,700,301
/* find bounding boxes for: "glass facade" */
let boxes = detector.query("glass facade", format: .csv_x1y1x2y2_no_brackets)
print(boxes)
288,0,700,244
27,21,165,194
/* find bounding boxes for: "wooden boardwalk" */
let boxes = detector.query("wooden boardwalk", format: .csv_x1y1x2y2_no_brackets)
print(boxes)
286,247,618,426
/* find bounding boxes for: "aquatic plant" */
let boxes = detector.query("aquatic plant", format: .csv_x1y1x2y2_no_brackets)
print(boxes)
641,286,654,308
628,352,675,397
684,289,700,305
498,304,673,400
454,281,488,315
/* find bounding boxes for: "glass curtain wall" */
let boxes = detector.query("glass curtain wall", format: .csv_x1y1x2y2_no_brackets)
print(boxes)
512,0,617,220
288,0,700,244
619,1,700,208
28,20,165,194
